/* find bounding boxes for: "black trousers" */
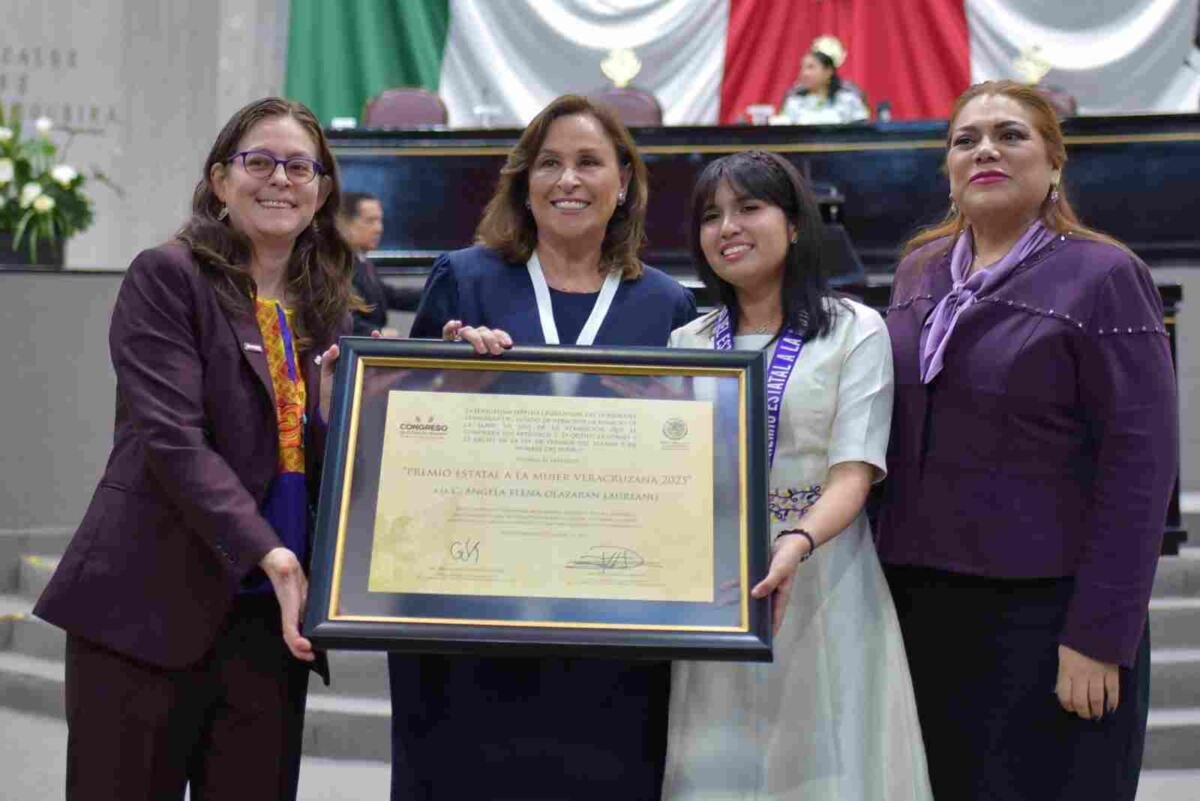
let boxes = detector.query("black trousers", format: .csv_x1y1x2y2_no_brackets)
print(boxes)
885,565,1150,801
63,594,310,801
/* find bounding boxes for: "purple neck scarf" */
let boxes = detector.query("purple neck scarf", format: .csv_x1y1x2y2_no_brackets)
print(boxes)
919,220,1055,383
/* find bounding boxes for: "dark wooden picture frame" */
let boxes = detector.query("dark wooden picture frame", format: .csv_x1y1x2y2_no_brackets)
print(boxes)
303,337,773,661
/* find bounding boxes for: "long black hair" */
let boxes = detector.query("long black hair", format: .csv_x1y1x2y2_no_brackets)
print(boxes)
690,150,836,340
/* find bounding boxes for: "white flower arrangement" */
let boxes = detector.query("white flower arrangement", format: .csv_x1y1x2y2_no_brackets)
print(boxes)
19,182,42,208
0,104,97,263
50,164,78,187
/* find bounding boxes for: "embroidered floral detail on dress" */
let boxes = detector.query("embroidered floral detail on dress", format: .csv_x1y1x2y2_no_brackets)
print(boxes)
769,484,823,522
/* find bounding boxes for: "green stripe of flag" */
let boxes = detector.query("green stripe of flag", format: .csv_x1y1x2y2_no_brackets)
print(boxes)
285,0,451,125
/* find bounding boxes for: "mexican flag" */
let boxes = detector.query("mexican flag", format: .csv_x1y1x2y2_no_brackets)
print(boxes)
286,0,1200,127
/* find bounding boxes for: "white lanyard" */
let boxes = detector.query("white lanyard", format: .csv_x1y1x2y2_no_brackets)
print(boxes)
526,252,621,346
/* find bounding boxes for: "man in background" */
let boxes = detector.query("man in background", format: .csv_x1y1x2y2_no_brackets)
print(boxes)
340,191,417,335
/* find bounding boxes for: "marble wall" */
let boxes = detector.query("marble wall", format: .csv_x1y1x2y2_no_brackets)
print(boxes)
0,0,289,269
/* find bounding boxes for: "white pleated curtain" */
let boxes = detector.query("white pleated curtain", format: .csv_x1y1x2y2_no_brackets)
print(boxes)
436,0,1200,127
968,0,1200,113
438,0,728,127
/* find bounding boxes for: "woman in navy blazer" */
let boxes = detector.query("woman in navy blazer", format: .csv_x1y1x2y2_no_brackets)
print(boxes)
412,241,694,347
35,98,358,801
411,94,695,352
392,95,695,801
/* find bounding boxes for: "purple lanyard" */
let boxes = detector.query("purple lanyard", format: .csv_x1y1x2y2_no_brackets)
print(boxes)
712,307,804,468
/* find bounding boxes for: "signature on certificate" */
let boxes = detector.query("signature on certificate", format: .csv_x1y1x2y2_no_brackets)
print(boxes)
449,538,481,563
565,545,648,572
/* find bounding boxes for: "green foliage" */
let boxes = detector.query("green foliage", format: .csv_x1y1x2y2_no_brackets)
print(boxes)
0,103,97,263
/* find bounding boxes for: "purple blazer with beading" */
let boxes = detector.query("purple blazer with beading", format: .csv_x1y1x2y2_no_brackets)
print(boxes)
876,232,1178,666
35,243,342,670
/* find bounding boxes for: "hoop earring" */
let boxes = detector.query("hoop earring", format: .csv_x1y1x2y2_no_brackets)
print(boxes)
217,205,229,221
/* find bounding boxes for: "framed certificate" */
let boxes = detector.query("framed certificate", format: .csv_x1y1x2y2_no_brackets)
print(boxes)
303,337,772,661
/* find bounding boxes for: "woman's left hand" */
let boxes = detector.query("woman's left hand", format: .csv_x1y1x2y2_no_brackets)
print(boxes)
442,319,512,355
317,343,340,424
750,534,813,634
1056,644,1119,720
318,331,385,421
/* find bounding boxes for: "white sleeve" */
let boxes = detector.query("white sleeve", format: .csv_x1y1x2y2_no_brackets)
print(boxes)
826,307,894,480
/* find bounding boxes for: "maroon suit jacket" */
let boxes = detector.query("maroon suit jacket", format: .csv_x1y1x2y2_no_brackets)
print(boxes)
35,243,343,670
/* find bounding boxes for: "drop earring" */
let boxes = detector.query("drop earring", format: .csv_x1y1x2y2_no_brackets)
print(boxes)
617,191,626,205
1049,183,1060,204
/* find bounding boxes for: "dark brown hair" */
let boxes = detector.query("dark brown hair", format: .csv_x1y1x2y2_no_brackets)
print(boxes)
474,94,648,278
902,80,1124,259
176,97,358,348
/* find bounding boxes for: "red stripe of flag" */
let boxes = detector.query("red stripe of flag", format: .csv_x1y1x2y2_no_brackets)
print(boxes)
720,0,970,123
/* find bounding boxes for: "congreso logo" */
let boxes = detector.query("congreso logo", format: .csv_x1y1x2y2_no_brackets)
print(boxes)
398,415,449,437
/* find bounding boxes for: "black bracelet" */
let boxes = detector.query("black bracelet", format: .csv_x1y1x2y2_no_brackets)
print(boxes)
776,528,816,561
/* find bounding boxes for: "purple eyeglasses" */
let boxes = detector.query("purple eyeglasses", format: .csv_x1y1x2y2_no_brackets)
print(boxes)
227,149,326,184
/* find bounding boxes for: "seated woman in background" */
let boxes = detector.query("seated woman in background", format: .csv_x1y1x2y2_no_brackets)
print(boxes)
393,93,696,801
878,80,1177,801
34,97,358,800
663,150,932,801
778,36,869,125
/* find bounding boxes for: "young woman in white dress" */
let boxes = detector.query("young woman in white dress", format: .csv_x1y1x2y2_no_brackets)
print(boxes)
663,151,932,801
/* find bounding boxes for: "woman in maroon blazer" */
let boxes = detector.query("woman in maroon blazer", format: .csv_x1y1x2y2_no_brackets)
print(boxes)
34,97,357,801
877,80,1177,800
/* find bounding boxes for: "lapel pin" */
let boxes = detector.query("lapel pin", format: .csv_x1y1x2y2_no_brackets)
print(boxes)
243,343,263,353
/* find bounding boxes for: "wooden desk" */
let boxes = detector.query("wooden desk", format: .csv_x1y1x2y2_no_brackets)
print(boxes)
331,114,1200,272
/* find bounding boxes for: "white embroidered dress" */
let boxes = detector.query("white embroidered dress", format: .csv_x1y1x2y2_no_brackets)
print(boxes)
663,301,932,801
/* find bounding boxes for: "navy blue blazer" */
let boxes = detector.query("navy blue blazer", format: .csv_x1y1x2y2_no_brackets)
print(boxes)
410,245,696,345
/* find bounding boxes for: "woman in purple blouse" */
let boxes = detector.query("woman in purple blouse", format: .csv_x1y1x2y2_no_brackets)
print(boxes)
877,80,1177,800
